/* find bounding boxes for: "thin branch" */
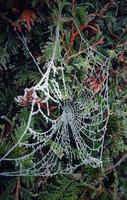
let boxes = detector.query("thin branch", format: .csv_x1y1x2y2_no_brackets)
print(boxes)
67,22,99,54
60,32,68,53
15,177,20,200
106,153,127,174
72,0,76,13
68,37,104,61
95,153,127,190
67,23,88,52
0,116,13,138
96,1,118,18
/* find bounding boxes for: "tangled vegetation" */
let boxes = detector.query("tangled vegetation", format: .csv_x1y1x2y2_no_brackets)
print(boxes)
0,0,127,199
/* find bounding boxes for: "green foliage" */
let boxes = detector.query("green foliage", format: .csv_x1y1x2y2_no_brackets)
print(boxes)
38,175,94,200
0,0,127,199
15,66,41,87
42,36,62,61
0,47,9,69
75,5,89,24
0,176,35,200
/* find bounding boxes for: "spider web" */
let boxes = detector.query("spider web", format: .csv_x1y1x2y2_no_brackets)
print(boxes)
0,24,110,176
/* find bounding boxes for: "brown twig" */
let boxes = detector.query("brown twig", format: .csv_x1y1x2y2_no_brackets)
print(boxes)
95,153,127,192
67,22,99,53
72,0,76,13
117,41,127,48
0,116,13,139
15,177,20,200
67,23,88,52
106,153,127,174
68,36,104,61
60,32,68,53
96,1,118,18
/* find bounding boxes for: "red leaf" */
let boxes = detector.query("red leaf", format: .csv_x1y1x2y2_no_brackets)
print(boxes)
20,9,36,31
15,88,57,112
84,76,105,94
15,88,34,106
11,9,36,32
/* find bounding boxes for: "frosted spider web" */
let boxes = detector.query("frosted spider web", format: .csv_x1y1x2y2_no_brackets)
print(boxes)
0,23,110,176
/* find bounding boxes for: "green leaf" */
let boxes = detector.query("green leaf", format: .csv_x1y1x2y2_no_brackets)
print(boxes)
0,47,9,69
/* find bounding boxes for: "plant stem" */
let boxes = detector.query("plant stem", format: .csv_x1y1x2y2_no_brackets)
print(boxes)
15,177,20,200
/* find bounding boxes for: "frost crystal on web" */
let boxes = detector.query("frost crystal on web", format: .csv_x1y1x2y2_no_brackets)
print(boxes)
0,24,110,176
